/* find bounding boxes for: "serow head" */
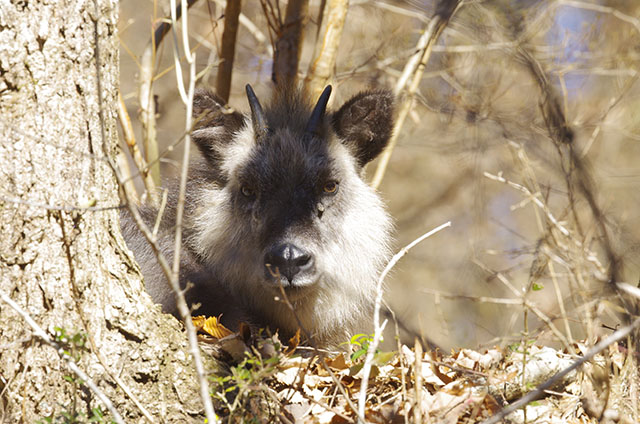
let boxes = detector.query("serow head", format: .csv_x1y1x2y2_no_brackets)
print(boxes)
190,84,394,297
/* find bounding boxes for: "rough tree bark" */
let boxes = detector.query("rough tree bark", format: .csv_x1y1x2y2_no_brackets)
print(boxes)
0,1,215,422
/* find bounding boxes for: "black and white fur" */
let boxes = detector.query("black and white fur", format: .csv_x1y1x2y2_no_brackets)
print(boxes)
121,85,395,347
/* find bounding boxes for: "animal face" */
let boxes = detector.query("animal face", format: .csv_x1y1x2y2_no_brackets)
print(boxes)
166,85,394,343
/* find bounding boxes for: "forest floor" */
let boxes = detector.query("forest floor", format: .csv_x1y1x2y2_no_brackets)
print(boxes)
197,316,638,424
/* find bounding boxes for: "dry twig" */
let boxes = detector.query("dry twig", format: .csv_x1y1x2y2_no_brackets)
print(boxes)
273,0,309,87
482,315,640,424
358,221,451,422
167,1,219,421
116,90,156,203
216,0,242,102
371,0,462,189
211,0,273,56
304,0,349,99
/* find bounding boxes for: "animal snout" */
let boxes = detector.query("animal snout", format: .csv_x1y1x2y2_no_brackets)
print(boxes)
264,243,314,284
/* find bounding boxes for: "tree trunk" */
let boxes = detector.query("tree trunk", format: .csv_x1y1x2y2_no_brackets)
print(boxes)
0,1,214,422
216,0,242,103
272,0,309,88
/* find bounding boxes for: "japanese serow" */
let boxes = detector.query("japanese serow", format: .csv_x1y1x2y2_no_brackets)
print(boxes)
121,85,394,347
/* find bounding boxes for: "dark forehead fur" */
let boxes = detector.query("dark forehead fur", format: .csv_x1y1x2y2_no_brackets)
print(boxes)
236,89,340,236
241,88,337,186
262,88,329,139
242,127,335,186
243,135,335,241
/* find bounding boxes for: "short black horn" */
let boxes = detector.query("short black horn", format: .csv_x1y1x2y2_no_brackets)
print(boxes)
245,84,268,140
305,85,332,136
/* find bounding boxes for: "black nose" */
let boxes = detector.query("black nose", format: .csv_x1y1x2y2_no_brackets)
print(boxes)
264,243,314,283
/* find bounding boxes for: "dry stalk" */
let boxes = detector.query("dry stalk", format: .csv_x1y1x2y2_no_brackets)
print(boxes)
413,338,423,423
138,44,160,188
420,287,528,306
167,1,218,421
382,300,411,424
371,0,462,189
357,221,451,423
115,148,138,203
117,90,156,203
211,0,273,56
216,0,242,102
481,315,640,424
273,0,309,87
303,0,348,99
547,260,574,344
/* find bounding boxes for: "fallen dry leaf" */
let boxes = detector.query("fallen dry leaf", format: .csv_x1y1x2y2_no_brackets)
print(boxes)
325,353,349,370
202,330,617,424
285,328,301,355
200,315,234,339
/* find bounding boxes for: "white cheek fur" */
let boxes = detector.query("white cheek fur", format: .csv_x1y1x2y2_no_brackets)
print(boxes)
220,121,255,177
186,131,393,346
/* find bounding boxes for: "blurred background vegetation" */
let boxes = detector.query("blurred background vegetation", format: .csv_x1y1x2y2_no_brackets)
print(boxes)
118,0,640,351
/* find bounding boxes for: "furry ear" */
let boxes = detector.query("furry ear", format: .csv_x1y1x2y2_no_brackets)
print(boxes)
191,88,244,164
332,90,394,167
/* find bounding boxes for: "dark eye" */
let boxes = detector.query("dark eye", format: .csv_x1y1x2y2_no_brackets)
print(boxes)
323,181,339,194
240,185,254,197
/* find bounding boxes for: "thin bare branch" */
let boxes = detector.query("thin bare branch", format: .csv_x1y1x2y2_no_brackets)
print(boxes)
358,221,451,422
304,0,349,99
483,169,607,278
138,44,161,187
581,71,639,156
371,0,462,189
516,44,625,307
137,0,200,189
372,0,429,22
616,282,640,300
117,90,157,204
152,0,200,53
273,0,309,87
210,0,272,56
473,260,574,352
420,287,528,305
557,0,640,35
0,194,122,212
481,316,640,424
168,0,219,421
216,0,242,102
